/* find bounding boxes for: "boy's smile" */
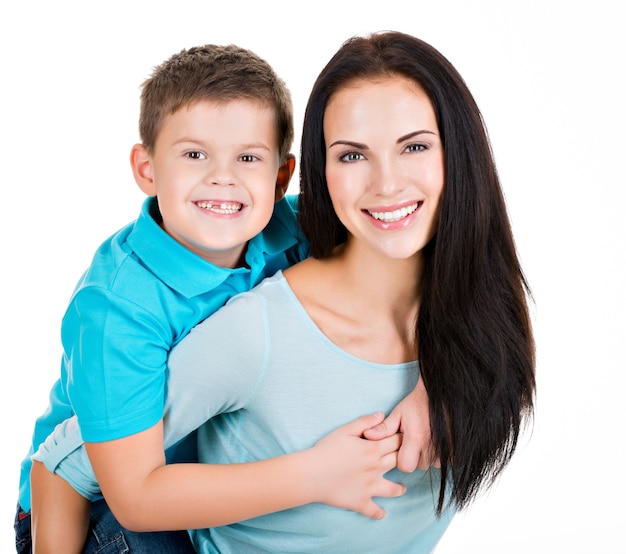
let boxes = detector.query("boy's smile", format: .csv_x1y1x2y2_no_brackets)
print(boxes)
195,200,244,215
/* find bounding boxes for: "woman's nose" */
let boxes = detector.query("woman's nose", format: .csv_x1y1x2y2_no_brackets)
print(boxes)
370,160,404,196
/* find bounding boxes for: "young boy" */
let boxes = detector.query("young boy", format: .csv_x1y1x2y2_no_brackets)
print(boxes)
16,43,432,554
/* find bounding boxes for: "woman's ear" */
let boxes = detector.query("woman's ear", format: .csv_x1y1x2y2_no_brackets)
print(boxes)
275,154,296,201
130,144,157,196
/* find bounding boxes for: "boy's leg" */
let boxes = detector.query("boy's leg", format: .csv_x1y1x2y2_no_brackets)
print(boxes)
85,498,196,554
30,460,90,554
25,469,195,554
14,503,32,554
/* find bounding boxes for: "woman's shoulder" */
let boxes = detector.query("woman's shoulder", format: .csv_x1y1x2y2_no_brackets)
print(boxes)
283,257,331,292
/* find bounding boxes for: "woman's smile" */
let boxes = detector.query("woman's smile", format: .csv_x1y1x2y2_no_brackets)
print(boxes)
324,76,444,260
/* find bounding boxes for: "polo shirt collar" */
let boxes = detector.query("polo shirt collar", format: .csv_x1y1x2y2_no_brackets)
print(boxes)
244,197,300,281
127,197,246,298
127,198,300,298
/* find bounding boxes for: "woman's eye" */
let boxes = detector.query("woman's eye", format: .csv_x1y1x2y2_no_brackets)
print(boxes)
339,151,364,163
185,151,206,160
405,143,426,153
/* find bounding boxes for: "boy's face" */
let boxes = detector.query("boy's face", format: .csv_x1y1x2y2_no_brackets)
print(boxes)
135,99,285,267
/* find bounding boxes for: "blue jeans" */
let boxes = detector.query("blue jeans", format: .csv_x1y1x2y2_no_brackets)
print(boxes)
15,499,196,553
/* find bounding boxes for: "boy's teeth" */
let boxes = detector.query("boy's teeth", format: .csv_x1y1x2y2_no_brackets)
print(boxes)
197,201,242,214
368,202,419,223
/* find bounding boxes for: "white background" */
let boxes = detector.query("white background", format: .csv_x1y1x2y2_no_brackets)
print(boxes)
1,1,624,552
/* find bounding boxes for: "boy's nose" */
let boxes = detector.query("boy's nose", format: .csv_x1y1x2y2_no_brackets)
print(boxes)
210,177,235,186
207,161,236,186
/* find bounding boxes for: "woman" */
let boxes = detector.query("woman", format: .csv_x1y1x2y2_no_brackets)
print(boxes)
161,30,535,552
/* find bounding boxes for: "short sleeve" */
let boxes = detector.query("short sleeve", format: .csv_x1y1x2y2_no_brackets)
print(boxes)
64,286,171,442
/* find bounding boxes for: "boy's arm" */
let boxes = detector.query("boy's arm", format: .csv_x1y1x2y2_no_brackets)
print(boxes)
86,412,405,532
74,286,403,531
363,377,440,472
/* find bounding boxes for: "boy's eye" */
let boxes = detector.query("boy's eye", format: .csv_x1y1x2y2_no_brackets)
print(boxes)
185,151,206,160
240,154,259,162
339,151,364,163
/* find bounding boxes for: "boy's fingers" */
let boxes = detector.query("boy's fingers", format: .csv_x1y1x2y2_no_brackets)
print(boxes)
377,434,402,456
363,411,400,440
362,421,390,440
347,412,385,437
358,475,406,518
380,450,400,473
379,479,407,499
358,501,386,521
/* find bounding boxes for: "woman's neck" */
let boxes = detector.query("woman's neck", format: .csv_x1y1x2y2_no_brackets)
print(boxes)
331,240,421,309
285,240,422,364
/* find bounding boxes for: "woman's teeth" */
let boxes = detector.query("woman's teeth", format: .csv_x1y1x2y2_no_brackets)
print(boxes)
368,202,419,223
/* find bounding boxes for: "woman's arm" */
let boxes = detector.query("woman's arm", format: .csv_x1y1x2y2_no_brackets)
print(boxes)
86,413,405,531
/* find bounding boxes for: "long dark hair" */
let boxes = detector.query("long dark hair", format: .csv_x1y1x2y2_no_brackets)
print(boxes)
299,31,535,515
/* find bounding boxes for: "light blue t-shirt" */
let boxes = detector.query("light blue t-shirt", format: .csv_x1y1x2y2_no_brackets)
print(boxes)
163,272,455,554
18,195,307,512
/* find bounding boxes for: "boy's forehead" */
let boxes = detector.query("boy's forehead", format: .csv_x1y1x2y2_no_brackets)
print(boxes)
155,98,280,150
181,97,275,115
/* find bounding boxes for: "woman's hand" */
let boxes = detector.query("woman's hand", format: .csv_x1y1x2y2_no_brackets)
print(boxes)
363,379,440,472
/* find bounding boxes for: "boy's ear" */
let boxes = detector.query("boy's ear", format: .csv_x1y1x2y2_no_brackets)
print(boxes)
275,154,296,202
130,144,157,196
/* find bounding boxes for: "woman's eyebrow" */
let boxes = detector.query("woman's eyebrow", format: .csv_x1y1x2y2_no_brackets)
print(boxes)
329,130,437,150
397,130,437,143
328,140,369,149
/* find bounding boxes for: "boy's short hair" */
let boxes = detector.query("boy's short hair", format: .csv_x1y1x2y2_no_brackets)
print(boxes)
139,44,294,162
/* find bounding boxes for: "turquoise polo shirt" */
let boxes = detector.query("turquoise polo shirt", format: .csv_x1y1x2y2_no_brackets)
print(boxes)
18,195,307,512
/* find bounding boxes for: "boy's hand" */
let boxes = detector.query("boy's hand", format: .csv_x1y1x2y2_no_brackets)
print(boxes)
363,379,440,472
310,412,406,520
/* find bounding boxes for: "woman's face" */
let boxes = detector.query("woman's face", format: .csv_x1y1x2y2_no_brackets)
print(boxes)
323,76,444,261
